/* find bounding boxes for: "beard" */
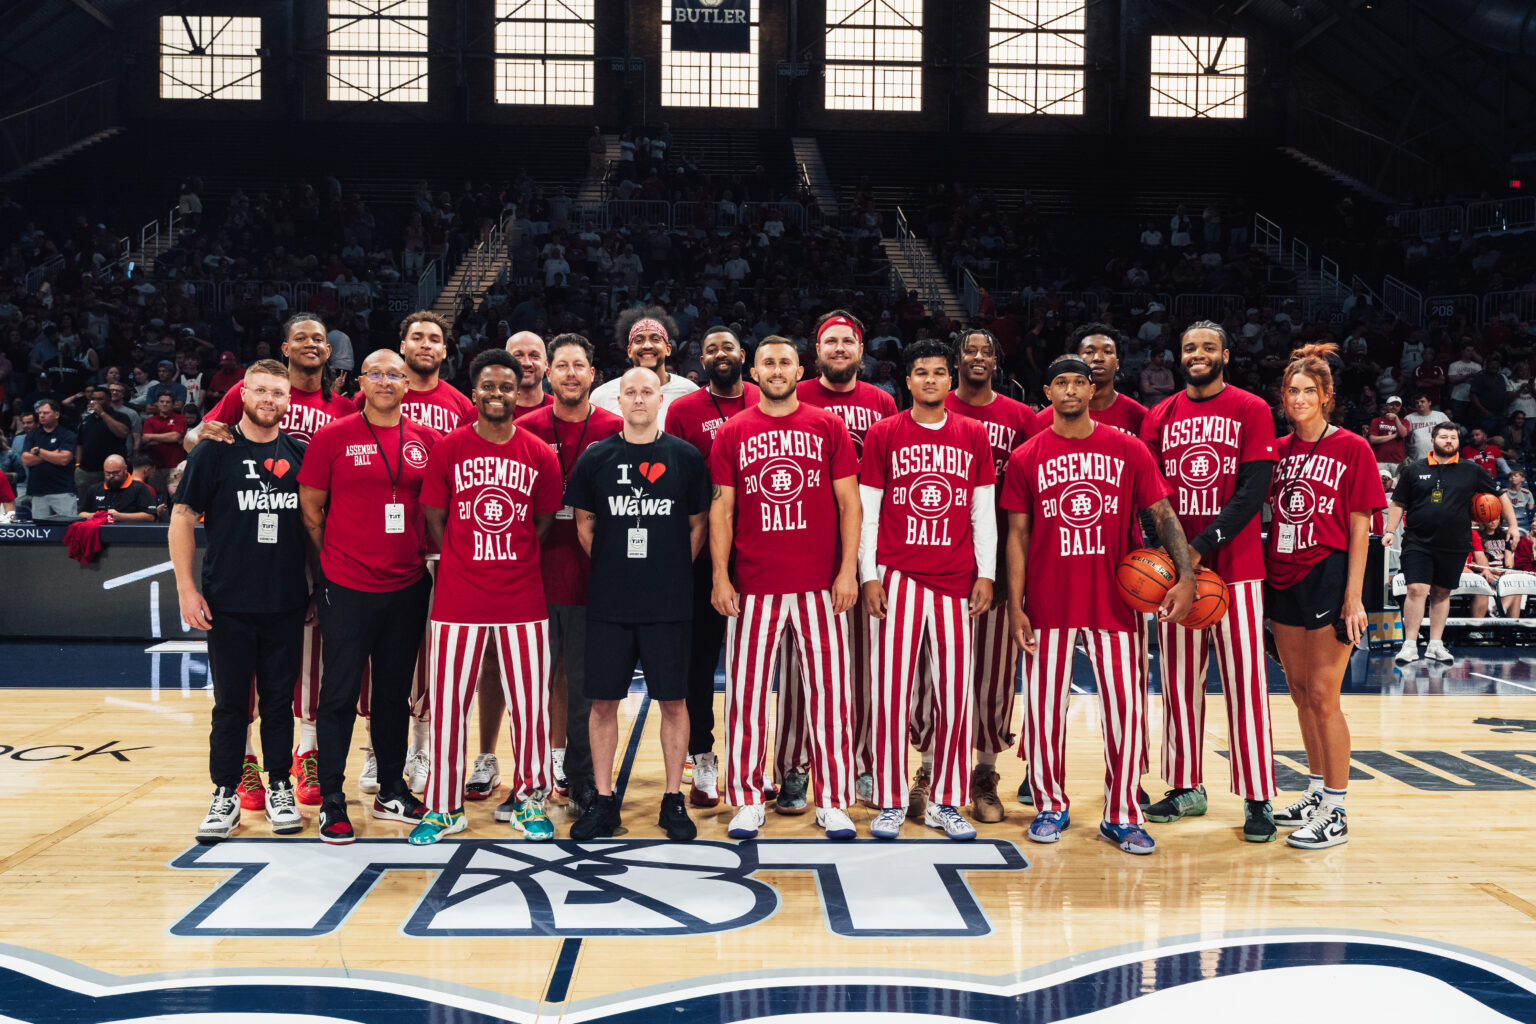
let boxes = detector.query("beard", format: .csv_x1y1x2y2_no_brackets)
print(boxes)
706,359,743,390
245,406,282,429
479,402,511,423
759,378,797,401
405,350,440,376
818,360,856,385
1182,361,1224,388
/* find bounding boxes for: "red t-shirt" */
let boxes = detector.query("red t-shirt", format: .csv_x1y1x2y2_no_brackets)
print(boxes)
1001,424,1172,632
143,413,189,468
861,411,997,598
419,424,564,624
516,393,555,416
795,378,898,460
0,472,14,504
1264,427,1386,589
665,384,763,459
513,404,624,606
1140,386,1278,585
1033,392,1148,437
211,382,356,446
945,392,1039,479
297,413,441,593
1368,415,1407,465
709,403,858,596
356,380,476,436
1463,443,1504,476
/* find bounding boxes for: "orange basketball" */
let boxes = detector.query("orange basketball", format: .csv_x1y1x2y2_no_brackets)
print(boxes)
1471,492,1502,526
1116,548,1177,612
1181,568,1231,630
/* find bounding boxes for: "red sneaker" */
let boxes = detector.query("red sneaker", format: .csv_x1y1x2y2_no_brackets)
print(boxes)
292,749,321,805
236,755,266,811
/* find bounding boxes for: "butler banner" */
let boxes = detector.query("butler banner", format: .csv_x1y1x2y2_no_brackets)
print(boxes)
671,0,750,52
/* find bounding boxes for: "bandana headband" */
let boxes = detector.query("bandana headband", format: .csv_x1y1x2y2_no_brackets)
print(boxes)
1049,358,1093,382
628,318,668,344
817,315,863,343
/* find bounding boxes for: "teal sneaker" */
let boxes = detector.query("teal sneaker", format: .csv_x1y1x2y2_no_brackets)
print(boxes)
1143,785,1208,823
408,809,466,846
512,794,555,841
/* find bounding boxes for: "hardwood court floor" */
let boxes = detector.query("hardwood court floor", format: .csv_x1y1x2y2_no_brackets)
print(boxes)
1,654,1535,1022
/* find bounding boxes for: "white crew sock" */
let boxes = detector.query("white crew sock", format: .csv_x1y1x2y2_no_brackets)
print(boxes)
298,721,317,751
412,715,430,753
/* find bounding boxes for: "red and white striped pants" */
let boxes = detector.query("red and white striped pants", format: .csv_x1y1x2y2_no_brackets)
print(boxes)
1023,627,1146,826
724,592,854,809
870,569,974,810
425,620,550,813
1155,579,1274,799
771,609,872,778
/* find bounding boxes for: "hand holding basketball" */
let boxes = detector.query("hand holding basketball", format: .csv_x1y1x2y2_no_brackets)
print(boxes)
1181,568,1231,630
1159,575,1195,624
1116,548,1177,612
1471,492,1501,525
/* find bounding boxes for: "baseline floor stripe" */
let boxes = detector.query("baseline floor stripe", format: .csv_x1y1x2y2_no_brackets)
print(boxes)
545,694,652,1006
0,776,171,875
1475,882,1536,921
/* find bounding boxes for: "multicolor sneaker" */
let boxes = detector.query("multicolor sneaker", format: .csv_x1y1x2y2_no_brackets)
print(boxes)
1243,799,1277,843
924,803,977,841
1026,809,1070,843
1274,791,1323,827
236,755,266,811
907,767,931,819
690,752,720,808
465,753,500,801
551,748,568,797
682,754,693,783
512,793,555,841
1144,785,1207,823
1286,805,1348,849
870,806,906,840
292,749,321,805
318,793,354,845
775,766,809,814
1099,820,1156,855
408,809,466,846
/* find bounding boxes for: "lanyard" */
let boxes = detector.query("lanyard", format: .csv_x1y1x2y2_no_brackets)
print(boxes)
1278,426,1330,514
623,431,661,527
361,413,405,501
551,405,592,487
707,387,746,427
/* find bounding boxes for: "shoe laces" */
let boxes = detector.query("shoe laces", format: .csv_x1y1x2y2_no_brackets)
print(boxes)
210,790,238,816
268,783,296,811
239,759,263,790
297,751,319,787
933,804,966,827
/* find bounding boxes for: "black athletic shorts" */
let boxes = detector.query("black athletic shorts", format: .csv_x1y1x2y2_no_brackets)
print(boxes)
585,619,691,701
1398,539,1467,591
1265,549,1347,631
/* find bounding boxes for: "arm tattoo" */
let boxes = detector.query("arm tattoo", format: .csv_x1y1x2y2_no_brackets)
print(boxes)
1149,498,1196,581
711,483,721,500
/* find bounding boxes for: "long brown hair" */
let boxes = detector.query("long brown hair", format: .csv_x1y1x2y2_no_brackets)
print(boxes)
1282,342,1338,419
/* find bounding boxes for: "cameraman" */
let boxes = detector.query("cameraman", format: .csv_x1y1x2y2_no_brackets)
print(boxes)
72,385,132,503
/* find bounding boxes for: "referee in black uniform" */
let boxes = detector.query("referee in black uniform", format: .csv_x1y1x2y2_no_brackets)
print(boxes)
171,359,311,843
1384,420,1517,664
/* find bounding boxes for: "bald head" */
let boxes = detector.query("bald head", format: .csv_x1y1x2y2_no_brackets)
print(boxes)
616,366,663,435
103,454,128,473
506,331,549,394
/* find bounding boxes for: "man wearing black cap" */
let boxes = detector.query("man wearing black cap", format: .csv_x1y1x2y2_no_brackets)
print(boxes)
147,360,189,411
1367,394,1408,480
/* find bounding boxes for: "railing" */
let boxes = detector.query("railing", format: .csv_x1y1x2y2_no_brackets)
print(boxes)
1287,106,1442,200
1391,204,1466,240
958,268,982,318
1482,291,1536,328
1467,197,1536,235
1382,275,1424,325
1172,293,1247,323
447,209,515,317
416,258,441,312
0,78,119,180
893,206,946,318
1423,294,1480,323
23,255,64,296
1253,213,1283,262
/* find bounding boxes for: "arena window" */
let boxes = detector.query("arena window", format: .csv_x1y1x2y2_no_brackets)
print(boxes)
660,0,760,109
824,0,923,112
158,17,262,101
495,0,594,106
326,0,429,103
986,1,1084,116
1149,35,1246,119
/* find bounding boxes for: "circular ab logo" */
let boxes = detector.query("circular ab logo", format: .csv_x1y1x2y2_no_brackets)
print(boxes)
403,439,430,469
1058,481,1105,529
907,473,954,519
1279,479,1317,522
472,487,517,532
757,458,804,504
1179,443,1223,490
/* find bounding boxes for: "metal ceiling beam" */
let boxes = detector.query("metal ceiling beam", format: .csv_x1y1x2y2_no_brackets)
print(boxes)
1293,0,1366,53
68,0,112,29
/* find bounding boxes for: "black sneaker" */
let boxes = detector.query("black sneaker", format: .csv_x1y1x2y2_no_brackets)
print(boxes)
1137,786,1152,812
319,793,355,845
1144,786,1208,823
1016,776,1033,806
569,793,620,841
493,795,517,823
569,778,598,817
372,784,427,823
1243,799,1277,843
658,792,697,842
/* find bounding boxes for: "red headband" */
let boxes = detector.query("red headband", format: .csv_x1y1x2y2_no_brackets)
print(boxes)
628,318,668,343
817,315,862,343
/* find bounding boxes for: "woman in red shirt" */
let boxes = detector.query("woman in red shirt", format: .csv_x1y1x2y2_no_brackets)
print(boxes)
1263,343,1386,851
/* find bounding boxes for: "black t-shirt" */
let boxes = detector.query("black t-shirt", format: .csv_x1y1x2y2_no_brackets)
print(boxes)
1394,457,1497,551
88,479,156,515
564,431,710,623
176,428,309,613
77,408,130,471
22,425,77,496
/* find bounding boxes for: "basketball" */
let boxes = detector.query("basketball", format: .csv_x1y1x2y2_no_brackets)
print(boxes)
1472,492,1502,525
1181,568,1231,630
1116,548,1177,612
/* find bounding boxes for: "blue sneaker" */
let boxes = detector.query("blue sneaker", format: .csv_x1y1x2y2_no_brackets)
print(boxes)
1026,809,1070,843
512,795,555,841
1099,820,1156,855
870,806,905,840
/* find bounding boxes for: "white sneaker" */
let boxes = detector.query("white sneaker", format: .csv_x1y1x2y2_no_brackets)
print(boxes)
690,751,721,808
816,806,857,839
870,806,905,839
727,803,766,839
1425,640,1454,662
357,747,379,794
1285,803,1349,849
406,747,431,792
1395,640,1419,663
924,803,978,841
551,747,568,796
466,753,500,801
265,779,304,835
197,786,241,844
